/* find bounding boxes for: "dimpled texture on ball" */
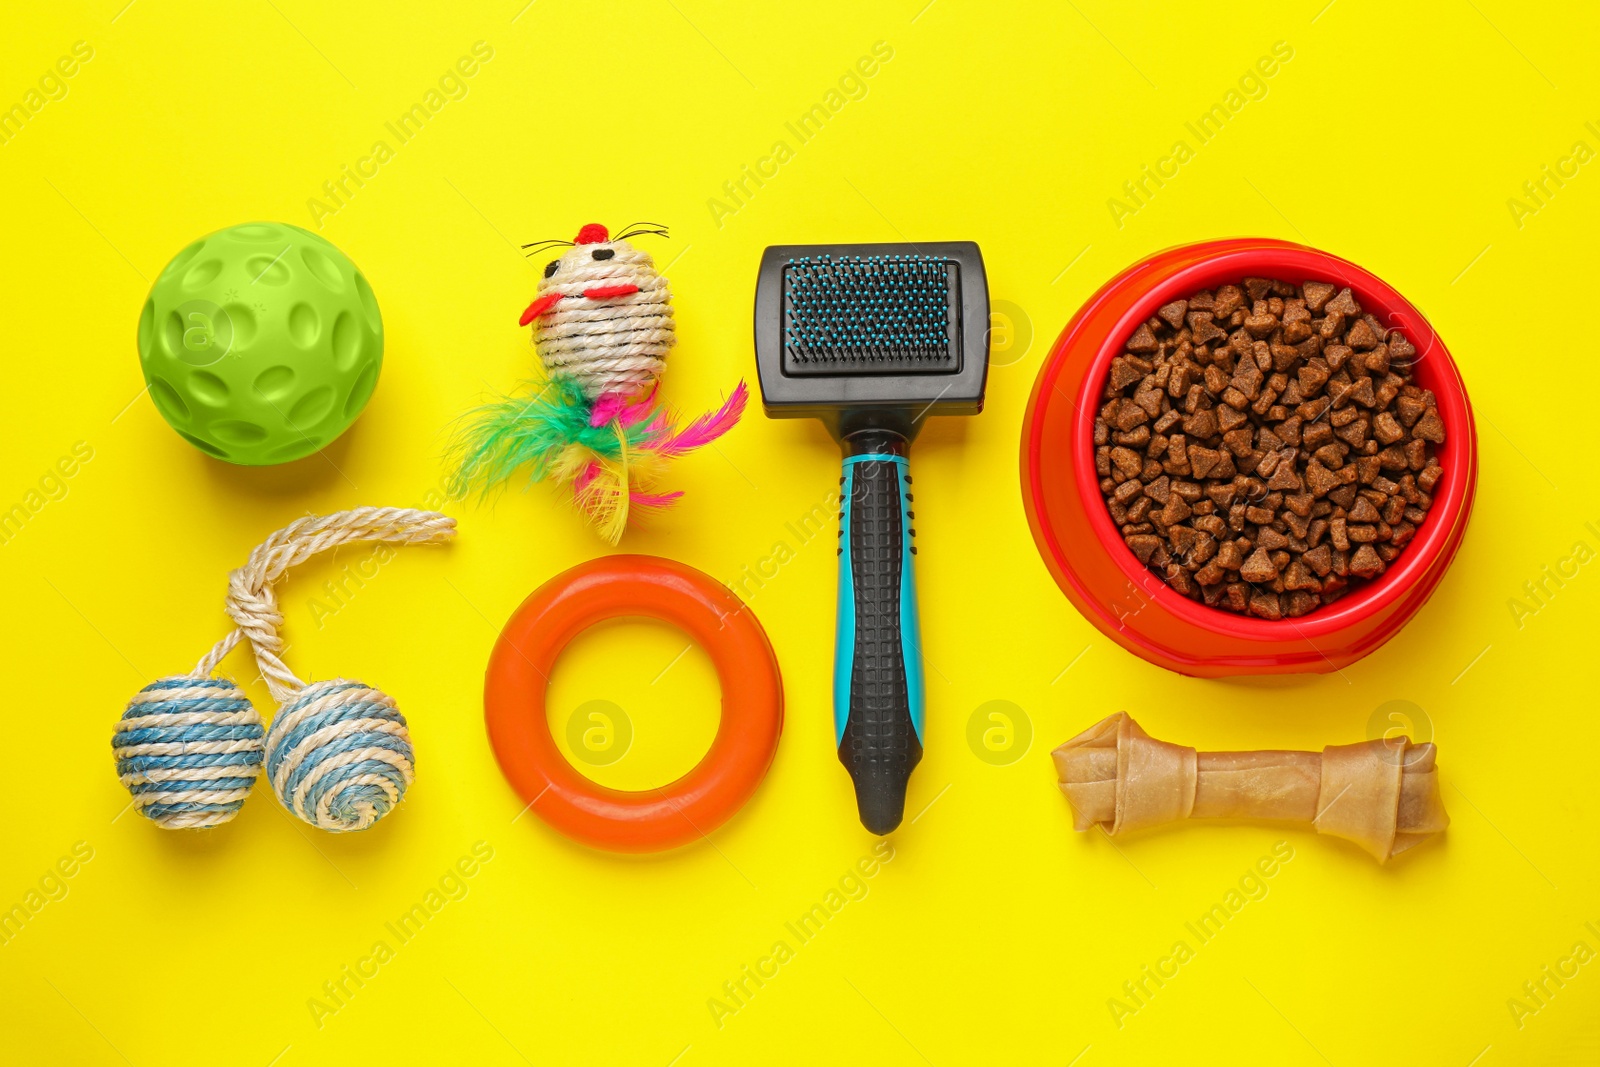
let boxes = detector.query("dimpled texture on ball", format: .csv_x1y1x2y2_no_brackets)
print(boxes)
138,221,384,465
264,679,414,832
112,676,265,829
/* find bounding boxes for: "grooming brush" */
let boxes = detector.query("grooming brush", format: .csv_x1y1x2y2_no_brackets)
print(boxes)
754,242,989,834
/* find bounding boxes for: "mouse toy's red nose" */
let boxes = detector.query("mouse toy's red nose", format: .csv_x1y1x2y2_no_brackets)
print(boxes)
518,292,562,325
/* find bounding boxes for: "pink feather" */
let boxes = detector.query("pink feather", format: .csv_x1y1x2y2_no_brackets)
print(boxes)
588,394,629,427
589,385,661,428
617,395,659,428
644,380,749,457
631,490,684,509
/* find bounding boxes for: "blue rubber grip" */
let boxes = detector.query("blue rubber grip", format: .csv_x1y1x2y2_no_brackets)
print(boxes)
835,451,924,834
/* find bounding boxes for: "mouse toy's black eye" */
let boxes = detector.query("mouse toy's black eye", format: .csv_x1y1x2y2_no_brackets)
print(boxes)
543,260,559,279
592,248,615,261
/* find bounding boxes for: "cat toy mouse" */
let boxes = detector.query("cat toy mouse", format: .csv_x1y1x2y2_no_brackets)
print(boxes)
449,222,746,543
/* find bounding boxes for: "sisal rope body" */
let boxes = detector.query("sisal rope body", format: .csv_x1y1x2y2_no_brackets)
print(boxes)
533,246,675,400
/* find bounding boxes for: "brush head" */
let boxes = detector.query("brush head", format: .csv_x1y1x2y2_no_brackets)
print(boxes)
781,254,958,374
755,241,988,436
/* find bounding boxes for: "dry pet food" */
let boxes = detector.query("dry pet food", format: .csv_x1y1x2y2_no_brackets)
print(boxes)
1095,278,1445,619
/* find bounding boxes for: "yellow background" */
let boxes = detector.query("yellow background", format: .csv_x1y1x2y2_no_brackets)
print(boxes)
2,1,1597,1064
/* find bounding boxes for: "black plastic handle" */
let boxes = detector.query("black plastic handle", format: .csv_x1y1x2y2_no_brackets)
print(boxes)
835,431,924,834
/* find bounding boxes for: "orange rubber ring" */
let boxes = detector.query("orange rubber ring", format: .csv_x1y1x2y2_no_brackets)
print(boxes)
485,555,783,853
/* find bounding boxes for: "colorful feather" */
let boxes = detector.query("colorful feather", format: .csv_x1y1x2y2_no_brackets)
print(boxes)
450,373,744,545
642,381,749,457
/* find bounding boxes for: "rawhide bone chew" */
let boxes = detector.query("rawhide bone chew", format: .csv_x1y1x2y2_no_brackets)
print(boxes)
112,507,455,831
1052,712,1448,862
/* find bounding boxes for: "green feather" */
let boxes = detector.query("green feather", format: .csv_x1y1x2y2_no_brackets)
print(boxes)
447,377,652,500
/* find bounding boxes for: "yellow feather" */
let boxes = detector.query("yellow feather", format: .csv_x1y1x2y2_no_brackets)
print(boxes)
550,443,596,484
566,424,628,544
547,425,675,544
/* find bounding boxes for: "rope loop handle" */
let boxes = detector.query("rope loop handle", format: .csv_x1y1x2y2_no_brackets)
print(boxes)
191,507,456,700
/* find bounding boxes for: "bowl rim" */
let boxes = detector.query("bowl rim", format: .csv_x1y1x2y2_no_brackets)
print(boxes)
1028,237,1477,643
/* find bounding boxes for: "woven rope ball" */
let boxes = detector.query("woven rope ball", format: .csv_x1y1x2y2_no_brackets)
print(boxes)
113,676,265,829
264,679,415,832
110,507,454,832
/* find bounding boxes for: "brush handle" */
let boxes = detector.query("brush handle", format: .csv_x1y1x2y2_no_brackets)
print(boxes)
835,432,924,834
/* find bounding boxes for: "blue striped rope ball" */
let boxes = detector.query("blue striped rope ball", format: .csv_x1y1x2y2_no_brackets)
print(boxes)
113,676,265,829
265,679,415,832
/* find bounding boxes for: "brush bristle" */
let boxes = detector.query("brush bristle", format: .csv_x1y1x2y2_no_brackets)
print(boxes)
781,254,957,373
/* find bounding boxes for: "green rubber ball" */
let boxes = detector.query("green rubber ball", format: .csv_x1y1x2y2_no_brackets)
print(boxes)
137,222,383,465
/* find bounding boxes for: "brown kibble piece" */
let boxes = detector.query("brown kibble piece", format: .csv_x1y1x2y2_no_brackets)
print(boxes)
1325,287,1361,317
1248,590,1283,620
1348,496,1381,524
1346,318,1378,350
1115,403,1149,432
1298,359,1330,396
1346,376,1376,408
1285,590,1319,616
1267,462,1302,491
1239,547,1278,583
1183,408,1220,439
1111,447,1142,478
1166,434,1191,474
1304,459,1340,497
1109,357,1145,391
1396,394,1426,427
1188,312,1228,346
1244,312,1278,338
1127,323,1159,353
1283,559,1317,592
1158,300,1188,331
1213,285,1245,317
1302,281,1335,313
1126,535,1160,564
1188,446,1223,479
1349,544,1383,579
1413,409,1445,443
1170,525,1199,557
1372,411,1405,445
1215,539,1245,569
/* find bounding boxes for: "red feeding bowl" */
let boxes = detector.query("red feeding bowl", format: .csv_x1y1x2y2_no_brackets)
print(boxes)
1021,239,1478,677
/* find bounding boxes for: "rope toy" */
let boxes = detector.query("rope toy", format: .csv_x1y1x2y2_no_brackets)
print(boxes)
449,222,747,544
112,507,456,831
